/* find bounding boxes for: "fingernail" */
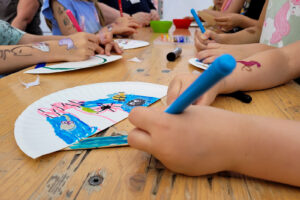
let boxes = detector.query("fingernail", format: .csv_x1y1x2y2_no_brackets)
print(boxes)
201,35,208,40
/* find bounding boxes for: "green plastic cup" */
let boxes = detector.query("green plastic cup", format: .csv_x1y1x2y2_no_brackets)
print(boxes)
150,21,173,33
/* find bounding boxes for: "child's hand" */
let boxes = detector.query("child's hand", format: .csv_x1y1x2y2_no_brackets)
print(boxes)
194,29,219,51
150,9,160,21
215,13,242,32
196,43,223,64
167,73,222,106
132,12,152,26
128,105,239,176
62,32,104,61
112,16,140,36
102,41,123,56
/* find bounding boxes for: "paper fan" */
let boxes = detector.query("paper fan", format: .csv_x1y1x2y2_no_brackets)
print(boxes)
189,58,209,70
14,82,167,158
115,39,149,50
25,55,122,74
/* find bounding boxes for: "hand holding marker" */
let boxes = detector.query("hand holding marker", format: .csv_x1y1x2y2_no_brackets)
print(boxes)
191,8,206,33
166,54,236,114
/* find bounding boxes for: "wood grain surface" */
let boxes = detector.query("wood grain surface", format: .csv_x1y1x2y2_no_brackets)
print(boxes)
0,27,300,200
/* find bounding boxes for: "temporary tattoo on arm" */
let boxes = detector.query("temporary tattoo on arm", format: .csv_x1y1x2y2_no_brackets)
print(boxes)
0,46,33,60
59,38,75,50
32,42,50,52
237,60,261,72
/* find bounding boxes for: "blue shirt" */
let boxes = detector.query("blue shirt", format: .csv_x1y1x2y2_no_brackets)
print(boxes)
42,0,102,35
99,0,156,15
0,20,25,45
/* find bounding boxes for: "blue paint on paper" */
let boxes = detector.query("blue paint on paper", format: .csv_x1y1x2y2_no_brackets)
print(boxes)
35,63,46,69
46,113,97,144
80,93,159,113
42,92,159,145
69,135,128,149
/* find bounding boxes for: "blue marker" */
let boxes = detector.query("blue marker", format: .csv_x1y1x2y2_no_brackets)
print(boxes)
191,8,206,33
165,54,236,114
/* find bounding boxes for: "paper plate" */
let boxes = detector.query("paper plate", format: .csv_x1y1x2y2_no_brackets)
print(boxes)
14,82,167,158
190,22,198,27
115,39,149,50
25,55,122,74
189,58,209,70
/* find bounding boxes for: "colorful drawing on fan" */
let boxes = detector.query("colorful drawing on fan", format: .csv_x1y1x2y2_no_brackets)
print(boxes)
37,92,159,144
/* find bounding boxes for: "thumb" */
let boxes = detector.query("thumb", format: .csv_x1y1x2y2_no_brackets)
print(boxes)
206,30,219,42
128,128,152,153
128,107,164,132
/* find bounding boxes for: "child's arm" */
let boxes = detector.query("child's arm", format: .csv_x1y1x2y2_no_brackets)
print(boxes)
127,105,300,187
195,0,267,50
98,3,130,25
168,40,300,106
11,0,40,31
215,13,258,31
0,32,103,74
51,0,78,35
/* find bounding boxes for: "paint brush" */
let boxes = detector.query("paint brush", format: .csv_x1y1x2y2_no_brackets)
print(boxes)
165,54,236,114
191,8,206,33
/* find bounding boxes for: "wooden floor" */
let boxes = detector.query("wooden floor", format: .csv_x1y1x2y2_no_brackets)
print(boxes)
1,27,300,200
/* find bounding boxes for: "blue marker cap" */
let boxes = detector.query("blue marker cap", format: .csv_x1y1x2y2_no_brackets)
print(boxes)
165,54,236,114
191,8,206,33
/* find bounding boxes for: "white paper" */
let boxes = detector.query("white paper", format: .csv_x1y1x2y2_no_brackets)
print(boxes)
189,58,209,70
20,76,40,89
128,57,142,63
115,39,149,50
14,82,168,159
25,55,122,74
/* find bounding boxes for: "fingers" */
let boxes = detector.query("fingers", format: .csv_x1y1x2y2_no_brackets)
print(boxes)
194,30,208,51
128,107,165,133
167,77,183,105
197,50,219,64
104,43,112,56
128,128,152,153
214,17,228,22
112,42,123,54
86,33,100,44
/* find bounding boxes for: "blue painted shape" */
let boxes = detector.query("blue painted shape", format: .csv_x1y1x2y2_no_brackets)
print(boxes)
35,63,46,69
69,135,128,149
47,113,97,144
191,8,206,33
80,93,159,113
166,54,236,114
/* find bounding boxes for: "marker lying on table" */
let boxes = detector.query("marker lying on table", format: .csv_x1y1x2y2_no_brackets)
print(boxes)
191,8,206,33
66,10,82,32
165,54,236,114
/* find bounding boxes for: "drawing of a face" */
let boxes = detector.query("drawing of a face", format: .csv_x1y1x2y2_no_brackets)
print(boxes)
291,0,300,16
60,120,76,131
127,99,145,106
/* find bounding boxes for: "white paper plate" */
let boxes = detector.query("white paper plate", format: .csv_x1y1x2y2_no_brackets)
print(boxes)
189,58,209,70
15,82,167,159
25,55,122,74
115,39,149,50
190,22,198,27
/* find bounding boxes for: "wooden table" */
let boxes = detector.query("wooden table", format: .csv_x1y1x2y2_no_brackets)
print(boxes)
1,27,300,200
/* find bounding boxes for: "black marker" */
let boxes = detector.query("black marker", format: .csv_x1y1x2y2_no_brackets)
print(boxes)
227,91,252,104
167,47,182,62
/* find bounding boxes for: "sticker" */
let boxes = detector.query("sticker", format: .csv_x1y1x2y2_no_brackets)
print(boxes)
32,42,50,52
59,38,75,50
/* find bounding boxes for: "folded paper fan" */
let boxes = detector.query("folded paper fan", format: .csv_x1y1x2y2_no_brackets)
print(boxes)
14,82,167,158
25,55,122,74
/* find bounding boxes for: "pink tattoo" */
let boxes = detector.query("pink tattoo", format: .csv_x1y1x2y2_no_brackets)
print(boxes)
237,60,261,68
